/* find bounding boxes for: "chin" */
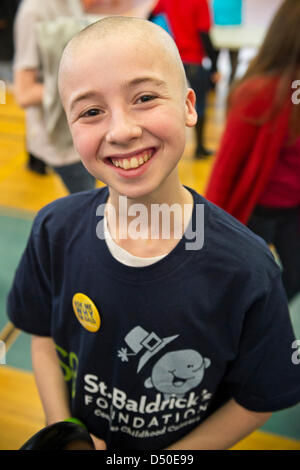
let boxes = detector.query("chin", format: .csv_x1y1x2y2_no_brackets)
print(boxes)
118,187,154,201
110,180,161,201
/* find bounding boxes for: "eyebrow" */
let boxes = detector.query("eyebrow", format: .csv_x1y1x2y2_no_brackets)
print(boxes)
125,77,168,89
70,91,100,112
69,77,168,112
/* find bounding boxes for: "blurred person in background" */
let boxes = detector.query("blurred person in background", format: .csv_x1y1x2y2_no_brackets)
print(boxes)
13,0,93,184
210,0,243,83
0,0,48,176
0,0,21,85
13,0,153,189
151,0,220,159
205,0,300,302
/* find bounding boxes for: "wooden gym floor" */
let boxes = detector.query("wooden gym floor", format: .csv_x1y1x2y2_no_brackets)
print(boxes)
0,82,300,450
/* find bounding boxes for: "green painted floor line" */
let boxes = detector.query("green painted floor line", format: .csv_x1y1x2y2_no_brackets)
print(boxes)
0,213,33,330
0,205,35,221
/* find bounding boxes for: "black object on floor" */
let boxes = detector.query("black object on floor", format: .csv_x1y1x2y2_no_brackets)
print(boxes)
194,146,214,159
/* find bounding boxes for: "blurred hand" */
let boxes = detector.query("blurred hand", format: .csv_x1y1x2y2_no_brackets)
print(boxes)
90,433,107,450
0,20,7,30
211,72,222,83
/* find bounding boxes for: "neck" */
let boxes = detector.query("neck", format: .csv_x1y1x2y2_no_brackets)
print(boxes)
105,177,193,247
108,173,192,212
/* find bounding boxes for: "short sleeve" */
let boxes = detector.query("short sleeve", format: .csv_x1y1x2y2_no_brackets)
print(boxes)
13,0,40,70
7,217,52,336
224,273,300,412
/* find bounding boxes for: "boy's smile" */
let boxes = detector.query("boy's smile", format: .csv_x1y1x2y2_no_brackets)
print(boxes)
105,147,156,176
60,20,197,202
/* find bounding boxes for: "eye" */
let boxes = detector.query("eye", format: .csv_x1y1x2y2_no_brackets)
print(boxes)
136,94,157,104
80,108,102,118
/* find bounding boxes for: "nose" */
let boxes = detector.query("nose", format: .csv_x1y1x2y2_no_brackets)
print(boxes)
106,109,142,145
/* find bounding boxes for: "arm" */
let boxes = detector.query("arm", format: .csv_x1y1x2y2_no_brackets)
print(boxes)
12,0,44,108
31,335,71,424
200,31,219,78
166,398,271,450
31,335,107,449
205,106,259,212
205,78,288,223
13,68,44,108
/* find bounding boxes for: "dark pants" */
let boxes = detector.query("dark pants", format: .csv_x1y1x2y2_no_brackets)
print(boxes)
184,64,210,118
214,49,239,83
184,64,211,154
248,205,300,301
53,161,95,194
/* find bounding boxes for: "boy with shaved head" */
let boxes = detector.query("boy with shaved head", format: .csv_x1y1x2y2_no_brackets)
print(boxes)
7,17,300,450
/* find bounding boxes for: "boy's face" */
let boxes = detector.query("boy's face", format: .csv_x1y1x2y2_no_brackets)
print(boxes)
61,33,197,200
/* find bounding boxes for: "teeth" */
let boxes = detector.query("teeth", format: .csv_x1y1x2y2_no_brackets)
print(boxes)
111,150,153,170
130,157,139,168
123,159,130,170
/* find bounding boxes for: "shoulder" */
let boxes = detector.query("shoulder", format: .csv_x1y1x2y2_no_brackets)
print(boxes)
15,0,69,23
32,187,109,241
15,0,42,19
14,0,44,41
229,76,279,116
191,189,281,288
232,75,277,97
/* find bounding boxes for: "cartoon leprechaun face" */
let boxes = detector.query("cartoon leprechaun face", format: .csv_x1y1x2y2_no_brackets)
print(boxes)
145,349,211,396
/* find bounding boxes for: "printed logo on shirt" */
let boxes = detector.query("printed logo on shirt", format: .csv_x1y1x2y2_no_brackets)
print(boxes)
118,326,211,398
81,326,213,440
55,325,213,443
72,293,101,333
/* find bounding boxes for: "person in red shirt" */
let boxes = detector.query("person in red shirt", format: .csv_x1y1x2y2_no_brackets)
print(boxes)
151,0,219,158
205,0,300,302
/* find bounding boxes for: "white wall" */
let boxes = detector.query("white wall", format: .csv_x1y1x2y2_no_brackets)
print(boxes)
243,0,284,28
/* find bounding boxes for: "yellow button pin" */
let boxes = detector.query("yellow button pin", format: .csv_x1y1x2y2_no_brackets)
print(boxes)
72,293,101,333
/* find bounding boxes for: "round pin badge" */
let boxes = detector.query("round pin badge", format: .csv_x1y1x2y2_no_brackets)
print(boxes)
72,293,101,333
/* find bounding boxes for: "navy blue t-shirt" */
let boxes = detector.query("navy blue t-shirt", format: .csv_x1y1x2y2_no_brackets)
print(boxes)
7,186,300,450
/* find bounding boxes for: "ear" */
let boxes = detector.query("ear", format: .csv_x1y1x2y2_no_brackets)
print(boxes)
204,358,211,369
144,377,154,389
185,88,198,128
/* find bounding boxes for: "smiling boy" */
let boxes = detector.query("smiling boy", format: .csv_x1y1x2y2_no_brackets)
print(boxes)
59,16,197,257
7,17,300,450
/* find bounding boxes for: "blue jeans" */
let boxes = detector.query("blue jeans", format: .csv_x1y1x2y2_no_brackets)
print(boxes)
248,205,300,301
53,161,95,194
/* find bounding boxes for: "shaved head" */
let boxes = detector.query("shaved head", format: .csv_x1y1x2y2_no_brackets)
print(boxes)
58,16,187,101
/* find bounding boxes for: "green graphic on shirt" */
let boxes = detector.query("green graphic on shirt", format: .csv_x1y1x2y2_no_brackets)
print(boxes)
55,343,79,399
